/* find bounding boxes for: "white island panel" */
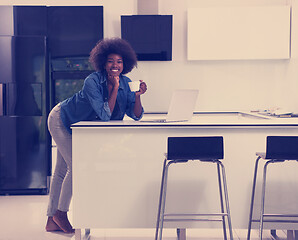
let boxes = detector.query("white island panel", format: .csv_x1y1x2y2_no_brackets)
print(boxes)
72,113,298,230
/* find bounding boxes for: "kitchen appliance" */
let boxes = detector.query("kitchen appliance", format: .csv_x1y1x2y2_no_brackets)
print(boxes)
51,57,93,106
0,6,50,194
121,15,173,61
0,5,103,195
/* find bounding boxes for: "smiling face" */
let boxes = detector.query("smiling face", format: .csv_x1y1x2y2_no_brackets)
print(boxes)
105,53,124,77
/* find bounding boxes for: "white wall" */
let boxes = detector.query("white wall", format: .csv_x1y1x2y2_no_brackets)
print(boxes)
131,0,298,113
1,0,298,113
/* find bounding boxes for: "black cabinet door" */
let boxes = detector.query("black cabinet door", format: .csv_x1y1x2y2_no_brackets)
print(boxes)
0,36,50,194
0,116,48,192
3,36,47,117
48,6,103,57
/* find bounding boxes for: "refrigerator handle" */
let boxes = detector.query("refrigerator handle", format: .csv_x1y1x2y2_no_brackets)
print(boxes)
0,83,6,116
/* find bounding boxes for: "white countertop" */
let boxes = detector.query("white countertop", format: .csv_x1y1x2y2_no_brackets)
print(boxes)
72,111,298,128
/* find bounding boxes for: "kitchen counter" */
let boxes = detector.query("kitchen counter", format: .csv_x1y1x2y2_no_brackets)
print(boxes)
72,111,298,128
71,112,298,239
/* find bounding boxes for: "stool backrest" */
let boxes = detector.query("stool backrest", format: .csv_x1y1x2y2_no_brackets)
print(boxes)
266,136,298,160
167,136,224,160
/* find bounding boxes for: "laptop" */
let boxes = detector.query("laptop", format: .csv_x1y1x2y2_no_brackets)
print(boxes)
141,89,199,123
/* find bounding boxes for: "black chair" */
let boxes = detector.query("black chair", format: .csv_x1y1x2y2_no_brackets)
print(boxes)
155,136,233,240
247,136,298,240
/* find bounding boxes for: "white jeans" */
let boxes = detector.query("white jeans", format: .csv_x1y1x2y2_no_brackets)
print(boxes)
47,104,72,216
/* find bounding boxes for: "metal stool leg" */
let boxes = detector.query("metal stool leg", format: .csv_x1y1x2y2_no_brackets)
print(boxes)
259,160,272,239
247,156,261,240
217,162,228,240
218,161,233,240
294,230,298,240
271,229,277,238
158,161,173,240
155,158,168,240
177,228,186,240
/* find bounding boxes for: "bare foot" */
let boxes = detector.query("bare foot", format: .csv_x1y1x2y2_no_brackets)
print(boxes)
45,216,62,232
53,210,75,234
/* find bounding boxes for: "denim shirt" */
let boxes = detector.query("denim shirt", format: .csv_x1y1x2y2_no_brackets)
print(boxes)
60,71,144,134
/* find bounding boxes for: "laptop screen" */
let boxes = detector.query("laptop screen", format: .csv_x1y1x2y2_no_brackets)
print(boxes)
166,89,199,122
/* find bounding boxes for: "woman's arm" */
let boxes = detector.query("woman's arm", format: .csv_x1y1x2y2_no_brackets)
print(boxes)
134,80,147,118
107,75,120,113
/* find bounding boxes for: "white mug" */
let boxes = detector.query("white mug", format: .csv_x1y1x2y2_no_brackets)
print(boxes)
128,81,140,92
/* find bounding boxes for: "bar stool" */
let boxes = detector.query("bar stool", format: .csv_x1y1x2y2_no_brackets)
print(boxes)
155,136,233,240
247,136,298,240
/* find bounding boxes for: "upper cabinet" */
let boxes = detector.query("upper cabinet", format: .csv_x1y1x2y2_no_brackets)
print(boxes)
187,6,291,60
48,6,103,58
0,6,104,58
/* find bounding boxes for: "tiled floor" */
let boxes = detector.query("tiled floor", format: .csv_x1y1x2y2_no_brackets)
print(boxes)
0,195,288,240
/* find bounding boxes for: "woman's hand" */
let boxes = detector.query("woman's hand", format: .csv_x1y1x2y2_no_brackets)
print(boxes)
134,80,147,117
136,80,147,96
107,74,120,88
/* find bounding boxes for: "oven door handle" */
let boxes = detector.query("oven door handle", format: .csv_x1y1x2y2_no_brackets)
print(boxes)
0,83,6,116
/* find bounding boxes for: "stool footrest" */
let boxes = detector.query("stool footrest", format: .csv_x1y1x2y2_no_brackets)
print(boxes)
164,213,228,217
263,214,298,218
252,219,298,223
164,218,223,222
163,213,228,222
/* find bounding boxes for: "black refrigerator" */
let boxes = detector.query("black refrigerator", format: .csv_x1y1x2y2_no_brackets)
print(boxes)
0,6,50,194
0,5,103,195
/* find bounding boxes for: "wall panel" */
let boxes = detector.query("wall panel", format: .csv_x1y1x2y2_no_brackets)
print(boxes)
188,6,291,60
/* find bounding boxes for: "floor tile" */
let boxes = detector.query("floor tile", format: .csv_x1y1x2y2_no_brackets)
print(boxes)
0,195,290,240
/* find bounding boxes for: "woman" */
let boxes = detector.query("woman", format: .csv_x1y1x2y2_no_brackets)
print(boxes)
45,38,147,233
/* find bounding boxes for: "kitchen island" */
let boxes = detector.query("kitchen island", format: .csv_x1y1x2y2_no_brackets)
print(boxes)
71,112,298,239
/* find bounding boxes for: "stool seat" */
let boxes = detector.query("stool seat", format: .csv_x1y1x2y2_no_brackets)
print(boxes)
155,136,233,240
262,136,298,160
247,136,298,240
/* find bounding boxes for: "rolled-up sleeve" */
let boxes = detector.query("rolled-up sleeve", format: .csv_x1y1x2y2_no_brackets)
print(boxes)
82,76,112,121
